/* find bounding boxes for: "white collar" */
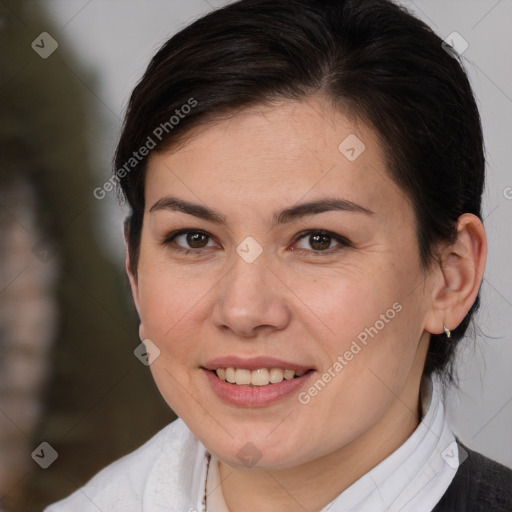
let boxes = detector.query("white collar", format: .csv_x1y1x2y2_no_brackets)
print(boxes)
202,375,458,512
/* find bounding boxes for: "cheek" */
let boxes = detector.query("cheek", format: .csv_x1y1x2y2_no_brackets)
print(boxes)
137,266,212,359
301,262,419,387
297,268,396,347
137,270,208,415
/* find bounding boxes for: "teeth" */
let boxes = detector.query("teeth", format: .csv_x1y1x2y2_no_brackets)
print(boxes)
225,367,236,383
269,368,284,383
214,367,308,386
235,369,251,385
283,369,295,380
251,368,270,386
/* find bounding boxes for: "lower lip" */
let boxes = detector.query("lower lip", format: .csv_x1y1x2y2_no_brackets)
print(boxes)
203,369,315,408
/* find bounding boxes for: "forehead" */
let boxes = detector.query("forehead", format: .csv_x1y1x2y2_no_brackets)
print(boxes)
144,98,408,219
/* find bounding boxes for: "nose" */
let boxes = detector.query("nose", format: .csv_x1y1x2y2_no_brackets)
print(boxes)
211,255,292,338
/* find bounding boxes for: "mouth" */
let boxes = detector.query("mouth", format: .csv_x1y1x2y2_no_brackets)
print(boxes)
210,367,313,386
201,357,316,407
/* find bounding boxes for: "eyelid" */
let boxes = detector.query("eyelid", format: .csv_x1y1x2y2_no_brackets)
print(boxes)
161,228,219,247
292,229,352,252
161,228,351,255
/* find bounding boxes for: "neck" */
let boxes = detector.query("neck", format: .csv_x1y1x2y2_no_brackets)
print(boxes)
219,372,425,512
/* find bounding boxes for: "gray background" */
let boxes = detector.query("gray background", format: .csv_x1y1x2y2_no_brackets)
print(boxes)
42,0,512,467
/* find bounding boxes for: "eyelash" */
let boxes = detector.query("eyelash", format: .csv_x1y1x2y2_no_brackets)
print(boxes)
160,229,351,257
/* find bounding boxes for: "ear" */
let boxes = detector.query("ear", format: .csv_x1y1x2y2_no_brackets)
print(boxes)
424,213,487,335
124,218,142,320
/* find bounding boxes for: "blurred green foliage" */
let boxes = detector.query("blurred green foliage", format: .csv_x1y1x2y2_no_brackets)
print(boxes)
0,1,174,510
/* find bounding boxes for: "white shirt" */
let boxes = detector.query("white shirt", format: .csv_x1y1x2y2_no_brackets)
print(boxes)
45,375,458,512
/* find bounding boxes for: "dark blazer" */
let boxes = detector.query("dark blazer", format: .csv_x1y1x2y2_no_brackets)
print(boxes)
432,441,512,511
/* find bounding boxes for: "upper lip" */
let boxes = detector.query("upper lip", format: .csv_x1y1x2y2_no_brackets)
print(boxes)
202,356,314,372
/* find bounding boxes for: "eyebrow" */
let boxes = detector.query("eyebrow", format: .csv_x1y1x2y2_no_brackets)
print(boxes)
149,195,374,226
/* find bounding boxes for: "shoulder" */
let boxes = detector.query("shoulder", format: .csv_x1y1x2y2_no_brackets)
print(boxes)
43,418,193,512
433,441,512,512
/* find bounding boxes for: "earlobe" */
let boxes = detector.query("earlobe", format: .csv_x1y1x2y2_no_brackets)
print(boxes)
125,252,147,341
424,213,487,335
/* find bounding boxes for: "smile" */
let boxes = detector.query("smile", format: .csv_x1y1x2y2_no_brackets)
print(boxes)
214,367,306,386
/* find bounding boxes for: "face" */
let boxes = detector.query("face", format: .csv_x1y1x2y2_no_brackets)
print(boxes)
128,98,435,470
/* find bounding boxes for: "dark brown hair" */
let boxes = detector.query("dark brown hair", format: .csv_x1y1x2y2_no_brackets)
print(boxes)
114,0,485,381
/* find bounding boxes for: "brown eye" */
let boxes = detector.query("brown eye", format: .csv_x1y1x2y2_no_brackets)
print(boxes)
163,229,217,253
294,230,350,255
309,232,332,251
186,232,209,248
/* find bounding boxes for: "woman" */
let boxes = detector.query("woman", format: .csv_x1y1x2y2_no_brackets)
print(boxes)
46,0,512,510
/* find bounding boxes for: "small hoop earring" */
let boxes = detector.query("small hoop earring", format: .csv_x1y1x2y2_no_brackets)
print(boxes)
443,325,451,338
